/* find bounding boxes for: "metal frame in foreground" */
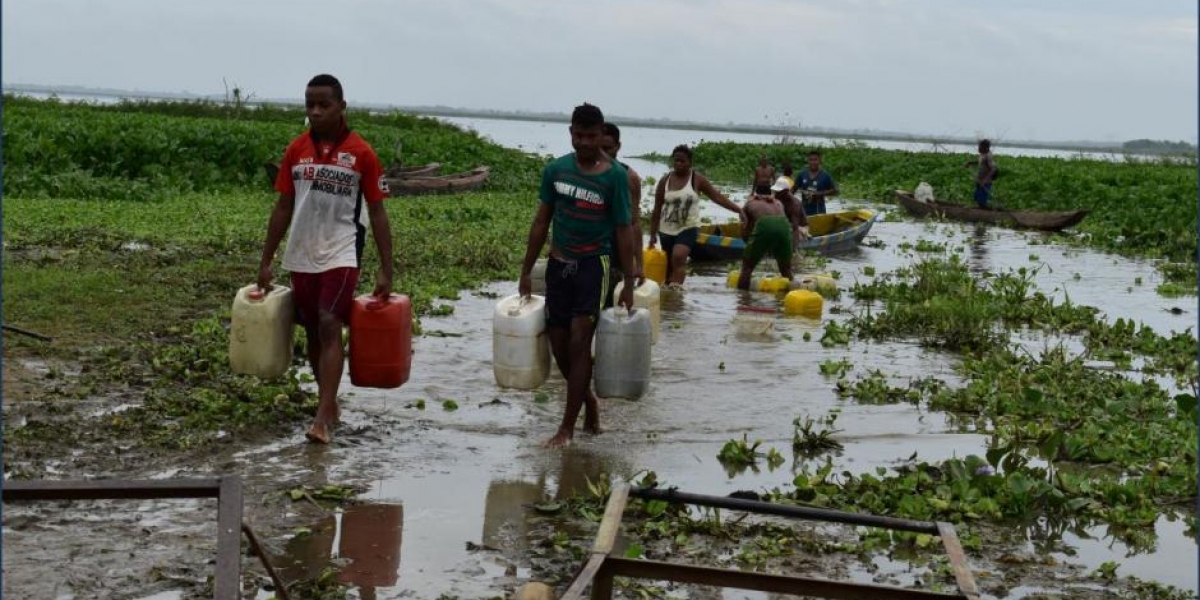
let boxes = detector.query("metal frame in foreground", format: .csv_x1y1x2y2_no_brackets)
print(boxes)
561,484,981,600
3,477,289,600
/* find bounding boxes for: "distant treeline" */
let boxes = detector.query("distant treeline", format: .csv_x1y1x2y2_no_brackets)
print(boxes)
1121,139,1197,156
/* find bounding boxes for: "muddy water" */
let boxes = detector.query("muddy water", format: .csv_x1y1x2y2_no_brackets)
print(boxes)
232,196,1194,598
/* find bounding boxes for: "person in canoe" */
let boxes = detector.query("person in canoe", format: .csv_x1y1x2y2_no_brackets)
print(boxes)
518,103,636,449
649,144,746,288
796,150,839,216
736,177,800,290
600,122,645,301
965,138,998,208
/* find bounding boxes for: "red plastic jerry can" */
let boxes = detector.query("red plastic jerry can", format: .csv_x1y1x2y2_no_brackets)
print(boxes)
349,293,412,389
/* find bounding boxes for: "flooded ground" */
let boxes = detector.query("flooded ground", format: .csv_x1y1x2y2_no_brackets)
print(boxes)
4,115,1195,599
4,199,1195,599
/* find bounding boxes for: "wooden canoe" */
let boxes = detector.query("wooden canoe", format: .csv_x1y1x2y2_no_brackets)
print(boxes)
388,166,490,197
690,209,879,261
385,162,442,178
895,191,1089,231
264,162,442,187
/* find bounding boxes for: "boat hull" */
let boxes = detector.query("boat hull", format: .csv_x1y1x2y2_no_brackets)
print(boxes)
895,191,1088,231
690,209,878,261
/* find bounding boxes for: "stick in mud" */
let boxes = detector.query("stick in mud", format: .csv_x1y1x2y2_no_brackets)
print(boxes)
3,324,52,342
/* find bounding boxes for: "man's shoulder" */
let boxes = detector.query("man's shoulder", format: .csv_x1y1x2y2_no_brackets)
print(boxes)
343,131,379,155
546,153,576,170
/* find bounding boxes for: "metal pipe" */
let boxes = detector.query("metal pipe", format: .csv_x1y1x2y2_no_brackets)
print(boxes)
631,487,939,534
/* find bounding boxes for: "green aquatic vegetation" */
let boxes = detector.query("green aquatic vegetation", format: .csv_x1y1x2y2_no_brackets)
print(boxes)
792,413,844,454
834,370,932,405
819,321,851,347
16,315,317,451
1156,282,1196,297
717,434,769,467
2,95,545,198
914,239,949,253
818,358,852,377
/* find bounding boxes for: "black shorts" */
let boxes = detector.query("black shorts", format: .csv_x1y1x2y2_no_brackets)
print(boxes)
546,255,610,328
658,228,699,253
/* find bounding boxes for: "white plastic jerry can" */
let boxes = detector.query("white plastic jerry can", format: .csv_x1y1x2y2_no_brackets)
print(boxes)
493,294,551,389
594,307,652,400
530,258,548,294
613,279,661,344
229,284,294,379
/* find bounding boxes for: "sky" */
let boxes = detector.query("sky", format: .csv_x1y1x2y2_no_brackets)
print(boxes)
3,0,1197,144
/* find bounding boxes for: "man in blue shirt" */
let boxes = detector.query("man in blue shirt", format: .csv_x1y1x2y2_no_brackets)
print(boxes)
796,150,838,216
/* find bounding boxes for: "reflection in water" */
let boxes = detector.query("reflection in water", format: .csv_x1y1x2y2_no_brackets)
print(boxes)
967,224,990,274
276,504,403,599
482,479,543,554
481,446,628,558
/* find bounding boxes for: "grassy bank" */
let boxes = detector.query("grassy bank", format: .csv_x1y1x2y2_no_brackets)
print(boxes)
3,97,545,453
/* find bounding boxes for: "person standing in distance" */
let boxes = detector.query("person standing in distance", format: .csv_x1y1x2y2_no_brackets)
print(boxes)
965,139,998,208
258,74,395,445
518,103,636,449
796,150,839,216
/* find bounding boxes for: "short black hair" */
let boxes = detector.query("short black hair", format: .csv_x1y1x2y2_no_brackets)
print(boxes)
307,74,344,101
572,103,604,128
603,122,621,142
671,144,693,159
807,150,822,158
979,139,992,150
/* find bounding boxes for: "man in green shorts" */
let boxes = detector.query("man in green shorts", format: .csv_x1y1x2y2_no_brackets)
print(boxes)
736,177,798,290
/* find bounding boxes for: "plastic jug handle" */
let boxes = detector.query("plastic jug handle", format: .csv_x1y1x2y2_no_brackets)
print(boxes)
366,294,393,311
509,295,529,317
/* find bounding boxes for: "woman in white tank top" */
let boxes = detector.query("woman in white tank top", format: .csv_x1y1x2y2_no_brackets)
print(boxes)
649,145,745,287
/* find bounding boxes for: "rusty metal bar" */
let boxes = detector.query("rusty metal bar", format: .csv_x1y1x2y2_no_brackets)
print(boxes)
2,477,246,600
631,487,940,534
937,522,981,600
2,478,223,501
242,523,291,600
602,557,967,600
214,477,243,600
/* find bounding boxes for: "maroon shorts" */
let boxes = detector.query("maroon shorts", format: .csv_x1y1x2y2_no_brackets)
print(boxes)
290,267,360,327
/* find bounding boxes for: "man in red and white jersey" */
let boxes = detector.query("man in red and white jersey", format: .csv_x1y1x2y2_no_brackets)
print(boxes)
257,74,395,444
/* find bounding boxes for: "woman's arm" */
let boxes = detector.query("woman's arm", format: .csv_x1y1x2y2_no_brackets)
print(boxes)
647,177,666,247
696,174,744,218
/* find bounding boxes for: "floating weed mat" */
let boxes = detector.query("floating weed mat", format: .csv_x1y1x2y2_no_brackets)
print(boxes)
5,314,315,458
792,258,1199,550
849,257,1198,390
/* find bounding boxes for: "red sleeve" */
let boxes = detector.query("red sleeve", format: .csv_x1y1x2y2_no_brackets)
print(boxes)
274,142,296,196
359,149,387,202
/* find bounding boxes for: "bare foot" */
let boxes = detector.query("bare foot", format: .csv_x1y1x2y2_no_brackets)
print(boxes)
582,419,603,435
542,431,572,449
305,420,332,444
